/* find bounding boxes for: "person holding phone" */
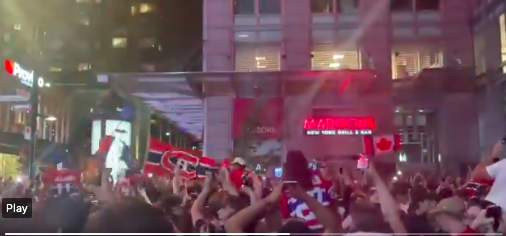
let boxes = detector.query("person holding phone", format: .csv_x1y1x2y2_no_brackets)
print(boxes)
471,139,506,222
279,150,335,232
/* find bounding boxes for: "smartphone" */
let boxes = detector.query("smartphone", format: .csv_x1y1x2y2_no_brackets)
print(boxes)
309,160,317,170
357,155,369,170
274,167,283,178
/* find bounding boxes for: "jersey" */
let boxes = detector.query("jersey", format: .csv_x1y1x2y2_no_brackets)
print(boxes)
41,169,81,196
279,172,333,230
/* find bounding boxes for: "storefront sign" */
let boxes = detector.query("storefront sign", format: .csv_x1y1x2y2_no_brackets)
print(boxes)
303,117,375,136
5,60,44,87
232,98,283,139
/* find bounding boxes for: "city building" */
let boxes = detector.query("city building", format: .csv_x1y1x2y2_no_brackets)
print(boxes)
100,0,506,175
472,0,506,157
202,0,479,173
0,0,202,172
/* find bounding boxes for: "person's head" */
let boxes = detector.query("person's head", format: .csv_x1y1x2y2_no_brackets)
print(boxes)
410,188,437,214
278,218,312,235
283,150,313,190
231,157,246,171
391,182,410,204
428,197,466,232
84,198,174,233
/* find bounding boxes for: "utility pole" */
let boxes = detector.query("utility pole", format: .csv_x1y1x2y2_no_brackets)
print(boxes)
28,74,39,179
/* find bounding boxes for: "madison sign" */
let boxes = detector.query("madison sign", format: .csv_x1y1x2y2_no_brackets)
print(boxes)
303,117,376,136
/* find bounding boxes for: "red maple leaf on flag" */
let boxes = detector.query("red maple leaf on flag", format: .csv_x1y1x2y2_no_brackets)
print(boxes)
376,138,392,151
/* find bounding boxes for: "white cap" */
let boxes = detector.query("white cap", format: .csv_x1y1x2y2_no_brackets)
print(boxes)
232,157,246,166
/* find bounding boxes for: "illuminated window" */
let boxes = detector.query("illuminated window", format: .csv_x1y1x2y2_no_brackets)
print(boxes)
499,14,506,73
78,63,91,71
131,6,137,15
139,3,153,13
391,49,443,78
112,38,127,48
139,37,156,48
311,0,333,13
235,44,280,71
49,67,62,72
79,17,90,26
311,43,361,70
13,24,21,30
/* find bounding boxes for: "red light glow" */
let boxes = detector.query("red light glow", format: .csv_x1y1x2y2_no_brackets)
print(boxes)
303,117,376,130
5,60,13,74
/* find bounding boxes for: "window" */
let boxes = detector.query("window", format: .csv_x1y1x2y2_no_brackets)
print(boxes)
474,34,486,75
234,0,255,14
235,44,280,71
311,0,333,13
259,0,281,14
415,0,439,11
139,37,156,48
500,14,506,73
79,17,90,26
78,63,91,71
49,67,62,72
338,0,359,13
390,0,413,11
139,3,154,13
311,43,361,70
392,50,443,78
112,38,127,48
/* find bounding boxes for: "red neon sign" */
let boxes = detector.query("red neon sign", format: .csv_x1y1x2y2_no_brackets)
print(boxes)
5,60,14,74
303,117,376,130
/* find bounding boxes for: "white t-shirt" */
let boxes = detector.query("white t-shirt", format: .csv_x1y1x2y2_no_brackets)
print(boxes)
485,159,506,212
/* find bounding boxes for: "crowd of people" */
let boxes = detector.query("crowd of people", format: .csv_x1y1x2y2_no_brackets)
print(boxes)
0,139,505,235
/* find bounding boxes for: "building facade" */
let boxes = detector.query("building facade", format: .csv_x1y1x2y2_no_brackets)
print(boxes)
0,0,202,74
202,0,480,172
0,0,201,166
473,0,506,157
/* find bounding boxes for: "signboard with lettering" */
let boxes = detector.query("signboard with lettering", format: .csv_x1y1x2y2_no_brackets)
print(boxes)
303,117,375,136
5,60,44,87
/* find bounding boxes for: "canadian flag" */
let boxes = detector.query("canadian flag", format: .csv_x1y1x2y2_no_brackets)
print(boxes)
362,134,401,155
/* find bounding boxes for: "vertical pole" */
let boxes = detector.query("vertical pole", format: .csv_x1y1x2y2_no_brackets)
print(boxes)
28,78,39,179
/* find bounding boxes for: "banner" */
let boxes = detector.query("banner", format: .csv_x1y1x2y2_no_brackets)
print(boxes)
143,137,217,179
232,98,284,139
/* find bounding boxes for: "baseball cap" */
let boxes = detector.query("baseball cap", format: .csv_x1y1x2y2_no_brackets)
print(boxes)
232,157,246,166
428,196,466,218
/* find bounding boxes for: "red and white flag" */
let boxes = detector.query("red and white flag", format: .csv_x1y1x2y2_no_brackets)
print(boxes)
363,134,401,155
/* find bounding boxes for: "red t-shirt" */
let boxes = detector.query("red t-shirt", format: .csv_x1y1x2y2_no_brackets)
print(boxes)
230,168,245,189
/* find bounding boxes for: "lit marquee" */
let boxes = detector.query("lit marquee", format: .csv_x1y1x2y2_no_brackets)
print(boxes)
303,117,375,136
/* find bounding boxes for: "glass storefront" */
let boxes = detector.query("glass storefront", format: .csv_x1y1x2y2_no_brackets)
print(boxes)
0,153,21,178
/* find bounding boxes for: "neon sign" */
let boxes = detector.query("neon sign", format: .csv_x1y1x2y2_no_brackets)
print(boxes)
303,117,375,136
5,60,44,87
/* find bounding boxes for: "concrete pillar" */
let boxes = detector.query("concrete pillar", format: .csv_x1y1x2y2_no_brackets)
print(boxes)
437,93,480,174
359,0,392,79
282,0,311,70
203,96,233,160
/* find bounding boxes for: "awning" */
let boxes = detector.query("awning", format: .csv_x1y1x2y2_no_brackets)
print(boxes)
98,70,379,140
